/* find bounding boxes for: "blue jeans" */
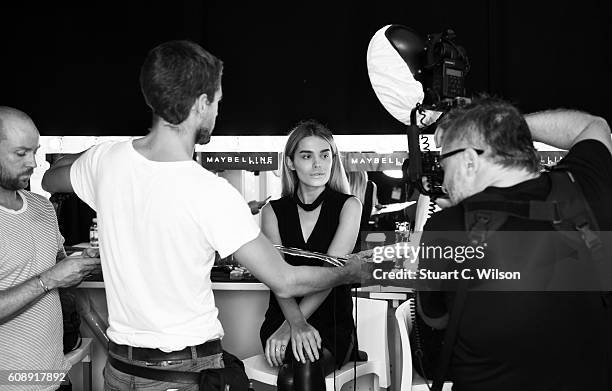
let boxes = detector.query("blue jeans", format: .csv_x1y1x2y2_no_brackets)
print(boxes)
104,346,224,391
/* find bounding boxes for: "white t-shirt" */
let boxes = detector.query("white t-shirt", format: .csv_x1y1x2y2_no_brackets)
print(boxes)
70,140,260,351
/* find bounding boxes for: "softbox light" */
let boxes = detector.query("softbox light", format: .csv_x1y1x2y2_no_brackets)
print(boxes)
366,25,424,125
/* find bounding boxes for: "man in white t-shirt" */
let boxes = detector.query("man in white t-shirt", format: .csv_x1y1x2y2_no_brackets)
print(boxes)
42,41,367,391
0,107,101,391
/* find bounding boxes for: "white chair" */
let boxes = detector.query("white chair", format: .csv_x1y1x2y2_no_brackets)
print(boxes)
395,299,452,391
244,297,390,391
64,337,93,391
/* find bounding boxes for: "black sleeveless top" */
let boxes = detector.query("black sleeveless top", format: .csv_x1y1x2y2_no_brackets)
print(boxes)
259,188,356,367
360,180,375,231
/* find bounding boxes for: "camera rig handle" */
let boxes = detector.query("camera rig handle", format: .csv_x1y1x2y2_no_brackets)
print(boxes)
406,106,447,199
407,107,423,187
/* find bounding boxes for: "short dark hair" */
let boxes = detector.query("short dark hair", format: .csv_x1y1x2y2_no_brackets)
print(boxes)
436,106,467,133
442,96,539,172
140,40,223,125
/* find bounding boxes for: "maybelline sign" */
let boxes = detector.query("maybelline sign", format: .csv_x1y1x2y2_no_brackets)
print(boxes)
198,152,279,171
343,152,408,171
196,151,567,172
343,151,567,171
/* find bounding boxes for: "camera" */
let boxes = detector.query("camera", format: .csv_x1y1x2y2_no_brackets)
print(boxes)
420,29,470,105
408,29,471,198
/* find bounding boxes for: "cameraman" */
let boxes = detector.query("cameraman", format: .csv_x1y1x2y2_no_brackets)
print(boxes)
417,96,612,390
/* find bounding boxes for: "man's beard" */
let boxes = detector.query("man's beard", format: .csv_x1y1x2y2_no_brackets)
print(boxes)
446,172,474,207
0,163,32,191
196,126,212,145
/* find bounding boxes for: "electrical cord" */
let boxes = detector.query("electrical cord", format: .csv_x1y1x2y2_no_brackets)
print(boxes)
428,198,437,219
352,285,358,391
417,104,429,128
419,123,433,197
331,285,359,391
333,288,337,391
332,285,358,391
410,292,432,391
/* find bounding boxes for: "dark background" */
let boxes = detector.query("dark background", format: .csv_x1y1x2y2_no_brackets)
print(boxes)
1,1,610,136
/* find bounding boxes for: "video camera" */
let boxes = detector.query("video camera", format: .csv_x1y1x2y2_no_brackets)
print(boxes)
368,25,471,198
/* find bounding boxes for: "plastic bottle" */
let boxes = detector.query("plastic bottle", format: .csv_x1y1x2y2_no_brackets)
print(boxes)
89,218,99,248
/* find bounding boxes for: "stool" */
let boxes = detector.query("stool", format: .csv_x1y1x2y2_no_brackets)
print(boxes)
64,337,92,391
244,297,390,390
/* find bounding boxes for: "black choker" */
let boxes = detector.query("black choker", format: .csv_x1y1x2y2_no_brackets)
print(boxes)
294,187,329,211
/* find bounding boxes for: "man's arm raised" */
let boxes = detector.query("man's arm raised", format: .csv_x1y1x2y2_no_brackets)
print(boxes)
525,110,612,154
42,152,84,193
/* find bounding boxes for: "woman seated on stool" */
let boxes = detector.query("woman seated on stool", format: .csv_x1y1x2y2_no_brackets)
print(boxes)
259,120,362,391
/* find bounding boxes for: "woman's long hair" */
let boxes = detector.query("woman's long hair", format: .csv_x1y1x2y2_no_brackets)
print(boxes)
346,170,367,204
281,120,349,197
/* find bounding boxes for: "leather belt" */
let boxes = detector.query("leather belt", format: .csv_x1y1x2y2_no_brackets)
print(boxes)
108,339,222,362
107,356,200,384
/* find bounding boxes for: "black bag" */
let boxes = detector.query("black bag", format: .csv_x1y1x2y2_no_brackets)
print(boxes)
198,351,250,391
59,287,81,354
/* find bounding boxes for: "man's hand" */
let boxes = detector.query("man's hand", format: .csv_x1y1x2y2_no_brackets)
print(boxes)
248,196,271,215
434,126,445,148
0,249,101,323
265,322,291,367
344,249,375,286
290,320,321,364
433,197,453,209
41,254,101,290
422,174,453,209
82,247,100,258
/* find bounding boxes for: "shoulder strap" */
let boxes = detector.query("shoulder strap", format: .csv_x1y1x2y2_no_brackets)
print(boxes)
463,170,604,261
547,169,605,264
463,192,510,245
431,279,469,391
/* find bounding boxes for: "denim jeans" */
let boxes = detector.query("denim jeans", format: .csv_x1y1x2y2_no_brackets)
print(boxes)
104,346,224,391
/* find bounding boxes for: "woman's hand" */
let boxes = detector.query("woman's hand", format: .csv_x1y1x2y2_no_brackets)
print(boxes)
265,322,291,367
290,320,322,364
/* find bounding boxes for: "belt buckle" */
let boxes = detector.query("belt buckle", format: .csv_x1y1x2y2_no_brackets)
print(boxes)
145,360,183,367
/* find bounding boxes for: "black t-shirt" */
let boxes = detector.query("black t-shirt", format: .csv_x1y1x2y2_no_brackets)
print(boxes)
420,140,612,391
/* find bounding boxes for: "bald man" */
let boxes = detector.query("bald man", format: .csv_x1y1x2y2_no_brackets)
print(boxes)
0,107,101,391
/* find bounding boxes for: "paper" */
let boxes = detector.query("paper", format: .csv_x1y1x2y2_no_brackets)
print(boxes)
274,245,346,267
371,201,416,215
